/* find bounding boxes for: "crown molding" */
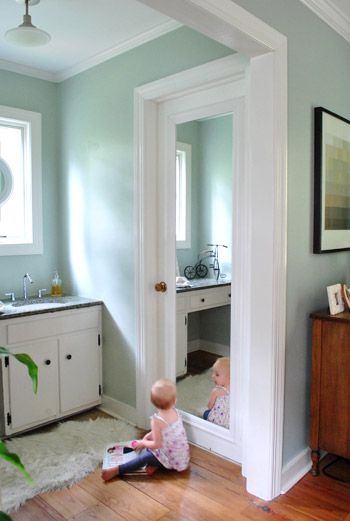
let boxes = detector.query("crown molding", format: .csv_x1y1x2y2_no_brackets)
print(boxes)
0,19,182,83
0,58,56,82
55,19,182,83
300,0,350,44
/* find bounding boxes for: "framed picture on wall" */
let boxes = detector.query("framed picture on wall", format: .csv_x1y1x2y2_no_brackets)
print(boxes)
314,107,350,253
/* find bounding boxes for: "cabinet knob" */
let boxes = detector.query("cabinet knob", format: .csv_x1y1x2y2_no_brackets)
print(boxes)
66,354,72,360
201,298,205,302
44,359,51,365
228,293,231,298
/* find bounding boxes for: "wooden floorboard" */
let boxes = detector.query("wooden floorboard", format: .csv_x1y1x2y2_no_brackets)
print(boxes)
7,411,350,520
9,449,350,521
186,350,220,375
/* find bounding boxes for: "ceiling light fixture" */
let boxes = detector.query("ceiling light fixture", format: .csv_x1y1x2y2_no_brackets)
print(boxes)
5,0,51,47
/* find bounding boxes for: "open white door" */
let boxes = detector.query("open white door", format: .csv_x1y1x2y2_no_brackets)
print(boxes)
135,55,246,464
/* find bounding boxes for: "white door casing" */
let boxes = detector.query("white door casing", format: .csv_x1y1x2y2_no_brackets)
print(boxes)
135,0,287,501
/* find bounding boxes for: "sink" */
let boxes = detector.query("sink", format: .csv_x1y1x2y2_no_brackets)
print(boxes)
11,297,71,307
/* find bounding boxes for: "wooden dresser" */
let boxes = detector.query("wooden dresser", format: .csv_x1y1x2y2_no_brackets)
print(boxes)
309,310,350,475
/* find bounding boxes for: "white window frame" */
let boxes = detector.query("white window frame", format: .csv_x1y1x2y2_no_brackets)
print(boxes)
0,105,43,256
176,141,191,249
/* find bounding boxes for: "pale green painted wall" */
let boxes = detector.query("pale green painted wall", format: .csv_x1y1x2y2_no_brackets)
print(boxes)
176,114,232,278
232,0,350,464
198,115,232,278
0,71,60,298
58,27,234,407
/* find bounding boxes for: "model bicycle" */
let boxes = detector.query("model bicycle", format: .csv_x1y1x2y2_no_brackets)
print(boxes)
184,243,228,280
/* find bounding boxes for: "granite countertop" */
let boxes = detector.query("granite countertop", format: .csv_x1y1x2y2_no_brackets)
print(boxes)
0,296,103,320
176,277,231,293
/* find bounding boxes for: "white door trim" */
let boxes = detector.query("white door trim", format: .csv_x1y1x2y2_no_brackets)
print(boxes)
135,0,287,501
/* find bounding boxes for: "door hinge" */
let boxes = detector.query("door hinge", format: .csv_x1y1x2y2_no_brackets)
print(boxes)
185,358,187,367
98,334,101,346
185,316,187,326
99,384,102,396
4,356,9,368
7,412,11,426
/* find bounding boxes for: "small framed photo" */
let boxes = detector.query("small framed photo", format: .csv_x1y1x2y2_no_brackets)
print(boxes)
327,283,344,315
314,107,350,253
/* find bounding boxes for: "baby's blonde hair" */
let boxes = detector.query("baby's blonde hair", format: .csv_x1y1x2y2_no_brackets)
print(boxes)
151,378,177,410
213,357,230,377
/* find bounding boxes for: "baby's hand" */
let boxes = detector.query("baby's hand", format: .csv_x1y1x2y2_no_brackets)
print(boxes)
132,440,144,451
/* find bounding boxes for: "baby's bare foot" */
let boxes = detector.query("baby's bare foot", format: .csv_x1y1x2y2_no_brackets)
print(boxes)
145,465,158,475
101,466,119,481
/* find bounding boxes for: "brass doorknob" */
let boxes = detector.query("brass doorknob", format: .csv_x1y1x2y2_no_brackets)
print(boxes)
155,281,167,292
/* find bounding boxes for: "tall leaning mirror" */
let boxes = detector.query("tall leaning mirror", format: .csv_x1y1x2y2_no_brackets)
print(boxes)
175,113,232,429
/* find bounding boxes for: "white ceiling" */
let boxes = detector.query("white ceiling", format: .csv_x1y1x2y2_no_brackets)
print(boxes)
0,0,180,82
0,0,349,83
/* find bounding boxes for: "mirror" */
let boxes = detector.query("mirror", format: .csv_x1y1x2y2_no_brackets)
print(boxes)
175,113,232,429
0,157,13,207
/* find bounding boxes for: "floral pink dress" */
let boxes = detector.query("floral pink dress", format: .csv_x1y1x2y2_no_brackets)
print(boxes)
150,409,190,471
208,385,230,428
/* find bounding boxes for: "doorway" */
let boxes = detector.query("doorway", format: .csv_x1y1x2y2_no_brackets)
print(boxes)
135,0,288,502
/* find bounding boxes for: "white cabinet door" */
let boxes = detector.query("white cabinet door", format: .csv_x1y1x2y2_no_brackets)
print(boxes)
8,339,59,431
176,313,187,377
59,330,101,413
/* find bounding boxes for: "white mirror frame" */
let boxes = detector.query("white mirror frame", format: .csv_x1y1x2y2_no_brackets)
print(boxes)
0,157,13,206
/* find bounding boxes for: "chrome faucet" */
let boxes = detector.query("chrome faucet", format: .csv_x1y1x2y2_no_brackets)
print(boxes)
23,272,33,300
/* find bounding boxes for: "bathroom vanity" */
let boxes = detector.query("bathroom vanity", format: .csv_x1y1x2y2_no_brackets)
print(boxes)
176,280,231,376
0,297,102,436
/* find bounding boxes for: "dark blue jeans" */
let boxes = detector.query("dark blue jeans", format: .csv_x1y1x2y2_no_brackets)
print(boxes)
203,409,210,420
119,447,164,475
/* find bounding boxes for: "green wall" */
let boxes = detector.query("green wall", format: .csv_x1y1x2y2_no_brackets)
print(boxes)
176,114,232,278
198,115,232,277
58,26,233,407
232,0,350,464
0,71,59,298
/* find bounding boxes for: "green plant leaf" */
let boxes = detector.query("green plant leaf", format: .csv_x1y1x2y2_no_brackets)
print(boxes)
0,511,13,521
0,440,33,482
0,347,38,394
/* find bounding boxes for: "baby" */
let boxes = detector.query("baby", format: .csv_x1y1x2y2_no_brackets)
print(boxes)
203,357,230,428
101,378,190,480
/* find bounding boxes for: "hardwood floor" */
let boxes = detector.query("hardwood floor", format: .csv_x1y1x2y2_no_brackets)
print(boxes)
10,448,350,520
186,350,220,375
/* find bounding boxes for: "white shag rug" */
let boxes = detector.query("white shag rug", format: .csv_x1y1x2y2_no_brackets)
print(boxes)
0,417,139,514
176,368,212,418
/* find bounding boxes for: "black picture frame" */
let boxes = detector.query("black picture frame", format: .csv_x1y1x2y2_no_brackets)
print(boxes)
314,107,350,253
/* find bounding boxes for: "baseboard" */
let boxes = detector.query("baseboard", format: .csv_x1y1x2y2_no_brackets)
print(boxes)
188,339,230,356
100,394,137,425
198,339,230,357
188,339,201,353
280,447,312,494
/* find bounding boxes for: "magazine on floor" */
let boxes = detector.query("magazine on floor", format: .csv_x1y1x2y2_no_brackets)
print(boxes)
102,440,148,473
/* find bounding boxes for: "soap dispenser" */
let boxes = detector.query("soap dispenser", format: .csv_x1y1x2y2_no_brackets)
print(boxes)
51,270,62,297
